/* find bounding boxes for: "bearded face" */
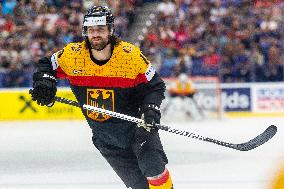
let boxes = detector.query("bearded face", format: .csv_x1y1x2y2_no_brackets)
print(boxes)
86,26,110,51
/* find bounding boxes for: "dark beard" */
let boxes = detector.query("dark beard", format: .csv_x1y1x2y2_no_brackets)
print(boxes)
89,38,109,51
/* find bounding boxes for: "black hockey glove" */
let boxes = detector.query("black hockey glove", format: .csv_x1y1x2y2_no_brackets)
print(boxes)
140,104,161,132
30,72,57,106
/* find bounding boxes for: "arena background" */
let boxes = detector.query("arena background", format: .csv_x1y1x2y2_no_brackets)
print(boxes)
0,0,283,188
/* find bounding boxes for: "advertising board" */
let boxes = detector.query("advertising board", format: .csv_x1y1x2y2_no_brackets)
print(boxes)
0,89,83,120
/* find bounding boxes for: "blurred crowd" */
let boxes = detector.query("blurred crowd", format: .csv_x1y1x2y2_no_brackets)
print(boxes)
140,0,284,83
0,0,283,88
0,0,138,87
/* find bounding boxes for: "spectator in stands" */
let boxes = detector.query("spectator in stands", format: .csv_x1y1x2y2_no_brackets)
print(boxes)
2,0,17,15
175,23,190,48
159,48,178,77
0,0,283,87
202,46,221,76
157,0,176,19
268,43,282,65
141,0,283,82
232,42,251,82
158,25,175,48
3,62,25,87
2,14,14,31
209,0,228,24
250,45,265,81
220,55,233,82
173,55,191,77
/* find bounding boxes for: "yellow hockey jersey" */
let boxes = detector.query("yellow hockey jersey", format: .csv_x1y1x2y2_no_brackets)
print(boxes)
48,40,165,148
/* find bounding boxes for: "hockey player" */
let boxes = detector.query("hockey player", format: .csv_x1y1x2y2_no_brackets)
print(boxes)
168,73,197,98
30,6,173,189
163,73,204,118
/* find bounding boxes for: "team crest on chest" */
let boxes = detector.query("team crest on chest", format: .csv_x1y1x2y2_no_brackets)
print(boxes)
122,46,133,53
71,44,82,52
86,89,114,122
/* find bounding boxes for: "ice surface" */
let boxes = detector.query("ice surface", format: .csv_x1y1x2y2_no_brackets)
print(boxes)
0,117,283,189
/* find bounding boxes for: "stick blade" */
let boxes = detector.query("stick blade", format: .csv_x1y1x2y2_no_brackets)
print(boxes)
232,125,277,151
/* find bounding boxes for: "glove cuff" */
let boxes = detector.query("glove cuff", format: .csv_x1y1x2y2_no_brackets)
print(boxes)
141,104,161,114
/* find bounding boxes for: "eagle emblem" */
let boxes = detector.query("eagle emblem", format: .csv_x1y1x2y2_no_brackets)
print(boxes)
86,89,114,122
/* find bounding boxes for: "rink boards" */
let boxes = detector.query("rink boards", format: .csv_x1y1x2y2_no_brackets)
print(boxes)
0,81,284,120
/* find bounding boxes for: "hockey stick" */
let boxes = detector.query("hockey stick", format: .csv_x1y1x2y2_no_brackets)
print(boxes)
52,96,277,151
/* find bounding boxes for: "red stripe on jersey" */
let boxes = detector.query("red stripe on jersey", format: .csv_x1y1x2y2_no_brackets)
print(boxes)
134,73,148,86
67,74,148,88
56,67,68,79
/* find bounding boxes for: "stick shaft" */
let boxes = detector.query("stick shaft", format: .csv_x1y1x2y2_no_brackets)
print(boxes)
54,96,276,151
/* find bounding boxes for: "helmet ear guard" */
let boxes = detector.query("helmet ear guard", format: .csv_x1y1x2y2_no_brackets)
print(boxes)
109,24,114,35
